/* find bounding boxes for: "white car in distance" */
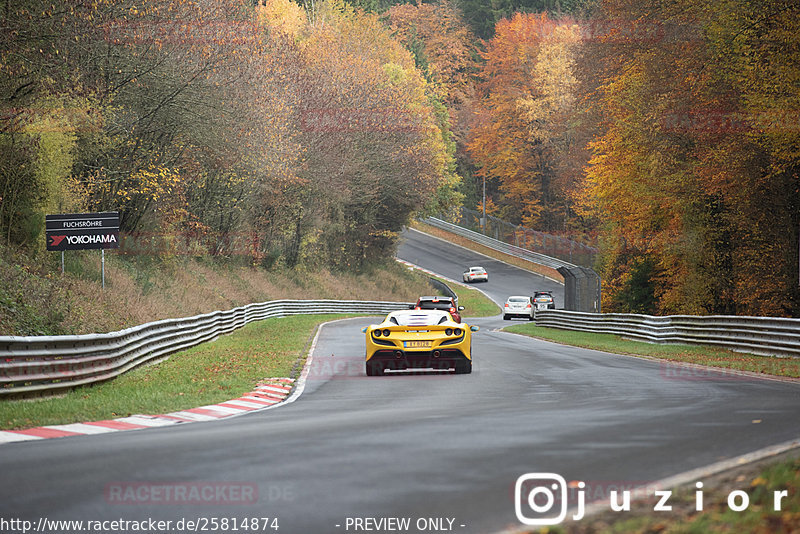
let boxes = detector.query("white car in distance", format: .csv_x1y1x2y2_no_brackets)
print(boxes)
462,266,489,283
503,296,534,321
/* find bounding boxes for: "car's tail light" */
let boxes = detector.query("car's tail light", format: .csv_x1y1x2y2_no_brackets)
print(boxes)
449,307,455,313
526,304,532,308
382,329,390,337
446,328,453,336
415,306,421,310
454,328,462,336
504,303,509,307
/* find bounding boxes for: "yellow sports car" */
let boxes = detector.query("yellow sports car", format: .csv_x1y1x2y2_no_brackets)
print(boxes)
362,309,479,376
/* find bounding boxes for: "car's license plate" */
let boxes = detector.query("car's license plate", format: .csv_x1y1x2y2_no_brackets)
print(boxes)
537,303,548,310
404,340,432,348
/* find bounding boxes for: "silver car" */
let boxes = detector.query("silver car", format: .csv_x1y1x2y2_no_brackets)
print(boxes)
503,296,534,321
462,266,489,283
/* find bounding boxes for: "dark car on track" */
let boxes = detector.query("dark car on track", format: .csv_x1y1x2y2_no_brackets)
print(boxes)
532,291,556,310
413,296,465,323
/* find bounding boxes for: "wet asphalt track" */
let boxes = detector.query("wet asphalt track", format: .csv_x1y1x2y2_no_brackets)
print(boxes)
0,228,798,533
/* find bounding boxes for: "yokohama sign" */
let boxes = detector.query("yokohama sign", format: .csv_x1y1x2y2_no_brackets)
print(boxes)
46,212,120,251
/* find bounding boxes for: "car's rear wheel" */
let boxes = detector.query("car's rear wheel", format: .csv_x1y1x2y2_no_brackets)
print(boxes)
454,360,472,374
366,362,384,376
503,314,510,320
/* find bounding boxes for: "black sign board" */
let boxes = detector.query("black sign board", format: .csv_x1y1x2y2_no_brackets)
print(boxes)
46,212,120,251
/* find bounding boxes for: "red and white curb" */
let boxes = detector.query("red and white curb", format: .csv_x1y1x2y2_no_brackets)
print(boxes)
0,378,295,445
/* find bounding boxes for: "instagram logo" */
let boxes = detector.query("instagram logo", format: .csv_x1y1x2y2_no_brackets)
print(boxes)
514,473,585,526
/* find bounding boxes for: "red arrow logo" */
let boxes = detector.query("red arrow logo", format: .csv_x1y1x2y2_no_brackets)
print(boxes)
50,235,66,247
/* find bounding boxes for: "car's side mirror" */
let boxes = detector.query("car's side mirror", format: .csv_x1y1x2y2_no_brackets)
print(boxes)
470,326,480,332
458,306,465,311
361,327,368,333
408,304,416,310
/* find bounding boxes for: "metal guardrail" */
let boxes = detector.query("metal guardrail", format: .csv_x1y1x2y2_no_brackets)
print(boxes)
422,217,604,313
0,300,410,397
456,208,598,268
424,217,577,271
535,310,800,358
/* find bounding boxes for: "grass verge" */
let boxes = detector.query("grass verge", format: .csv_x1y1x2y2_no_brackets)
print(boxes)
0,314,352,430
542,453,800,534
505,324,800,378
411,220,564,282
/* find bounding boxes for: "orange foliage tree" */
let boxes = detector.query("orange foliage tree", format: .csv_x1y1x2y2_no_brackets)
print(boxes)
582,0,800,316
468,12,581,230
256,0,459,268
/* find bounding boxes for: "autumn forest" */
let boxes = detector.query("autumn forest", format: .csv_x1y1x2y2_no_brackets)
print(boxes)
2,0,799,317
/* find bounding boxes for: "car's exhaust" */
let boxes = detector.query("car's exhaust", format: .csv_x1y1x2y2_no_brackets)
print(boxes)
395,351,403,359
433,350,441,358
